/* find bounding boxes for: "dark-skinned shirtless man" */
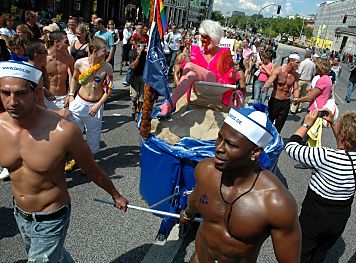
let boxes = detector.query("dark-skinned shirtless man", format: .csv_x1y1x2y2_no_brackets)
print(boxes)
0,61,128,262
262,53,301,133
181,107,301,263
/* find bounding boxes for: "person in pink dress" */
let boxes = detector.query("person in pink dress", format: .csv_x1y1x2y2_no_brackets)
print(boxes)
156,20,241,117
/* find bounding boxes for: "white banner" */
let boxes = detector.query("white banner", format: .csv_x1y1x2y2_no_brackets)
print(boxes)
218,38,235,55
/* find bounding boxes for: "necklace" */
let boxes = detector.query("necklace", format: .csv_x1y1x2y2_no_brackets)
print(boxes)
219,170,261,236
78,61,103,85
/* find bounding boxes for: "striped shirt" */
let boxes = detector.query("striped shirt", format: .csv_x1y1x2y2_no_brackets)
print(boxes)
285,136,356,201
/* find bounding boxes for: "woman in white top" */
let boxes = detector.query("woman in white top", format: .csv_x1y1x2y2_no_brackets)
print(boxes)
121,22,133,74
0,13,16,48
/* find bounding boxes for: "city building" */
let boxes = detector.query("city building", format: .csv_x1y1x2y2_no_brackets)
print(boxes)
313,0,356,52
232,11,245,17
0,0,214,29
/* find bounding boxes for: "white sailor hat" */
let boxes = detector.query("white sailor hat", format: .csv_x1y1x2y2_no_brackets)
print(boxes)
0,60,43,85
224,107,273,148
289,53,301,61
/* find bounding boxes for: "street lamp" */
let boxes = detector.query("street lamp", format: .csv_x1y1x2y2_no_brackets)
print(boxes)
254,4,281,29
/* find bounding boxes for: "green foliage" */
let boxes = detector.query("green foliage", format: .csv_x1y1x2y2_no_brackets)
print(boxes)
212,11,225,24
228,14,312,39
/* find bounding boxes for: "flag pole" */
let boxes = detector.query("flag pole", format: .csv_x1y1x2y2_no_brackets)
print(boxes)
140,0,156,139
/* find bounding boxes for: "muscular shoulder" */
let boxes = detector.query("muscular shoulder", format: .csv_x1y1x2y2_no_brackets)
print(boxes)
257,170,298,226
195,158,217,182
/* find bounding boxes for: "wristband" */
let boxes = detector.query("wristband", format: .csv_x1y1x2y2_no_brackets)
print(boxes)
302,123,310,129
68,93,75,97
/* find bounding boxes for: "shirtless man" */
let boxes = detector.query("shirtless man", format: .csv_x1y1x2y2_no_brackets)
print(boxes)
45,31,75,111
262,53,300,132
0,60,128,262
68,36,113,155
181,107,301,263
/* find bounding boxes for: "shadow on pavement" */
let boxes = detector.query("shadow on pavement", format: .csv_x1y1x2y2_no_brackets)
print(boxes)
66,145,139,188
102,115,134,133
173,223,199,263
96,145,141,172
110,243,152,263
0,207,19,240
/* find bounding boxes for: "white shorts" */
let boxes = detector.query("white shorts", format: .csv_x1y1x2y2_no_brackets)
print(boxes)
69,95,104,154
44,95,67,110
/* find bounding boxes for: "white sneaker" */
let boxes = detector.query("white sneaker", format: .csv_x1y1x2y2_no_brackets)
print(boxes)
0,167,10,180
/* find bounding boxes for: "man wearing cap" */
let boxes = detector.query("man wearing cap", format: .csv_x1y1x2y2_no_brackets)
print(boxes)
180,107,301,263
291,52,315,113
262,53,301,133
0,60,128,262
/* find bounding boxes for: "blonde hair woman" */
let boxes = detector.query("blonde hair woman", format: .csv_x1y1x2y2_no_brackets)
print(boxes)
70,24,90,60
16,24,33,39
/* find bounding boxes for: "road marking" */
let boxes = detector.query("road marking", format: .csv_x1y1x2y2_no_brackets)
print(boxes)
334,91,345,105
141,224,183,263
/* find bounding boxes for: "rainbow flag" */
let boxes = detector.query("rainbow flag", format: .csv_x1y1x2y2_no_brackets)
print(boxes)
155,0,168,38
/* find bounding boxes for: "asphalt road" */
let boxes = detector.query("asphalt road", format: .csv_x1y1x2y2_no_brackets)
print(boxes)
0,43,355,263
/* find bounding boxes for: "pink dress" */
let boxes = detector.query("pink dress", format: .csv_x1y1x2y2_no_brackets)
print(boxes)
190,46,235,84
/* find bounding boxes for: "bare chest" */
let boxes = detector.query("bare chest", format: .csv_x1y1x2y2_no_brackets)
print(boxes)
46,58,70,76
196,188,269,243
0,127,66,174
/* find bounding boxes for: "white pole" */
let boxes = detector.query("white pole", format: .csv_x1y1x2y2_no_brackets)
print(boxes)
94,199,202,223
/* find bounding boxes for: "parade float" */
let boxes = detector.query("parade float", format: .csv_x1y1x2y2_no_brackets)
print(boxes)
137,0,284,239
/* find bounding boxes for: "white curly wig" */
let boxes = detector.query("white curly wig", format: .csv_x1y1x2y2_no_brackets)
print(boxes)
198,20,224,46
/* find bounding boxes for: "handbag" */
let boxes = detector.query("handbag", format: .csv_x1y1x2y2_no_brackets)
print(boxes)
254,67,261,77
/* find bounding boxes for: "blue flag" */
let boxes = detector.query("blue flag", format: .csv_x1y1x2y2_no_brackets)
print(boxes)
143,22,171,105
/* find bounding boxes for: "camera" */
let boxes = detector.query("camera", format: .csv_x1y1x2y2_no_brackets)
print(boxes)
317,110,329,117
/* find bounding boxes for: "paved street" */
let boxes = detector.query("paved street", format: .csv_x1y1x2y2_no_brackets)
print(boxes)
1,43,355,263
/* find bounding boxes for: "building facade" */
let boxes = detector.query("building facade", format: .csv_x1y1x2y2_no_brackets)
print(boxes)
313,0,356,51
1,0,214,29
232,11,245,17
164,0,214,28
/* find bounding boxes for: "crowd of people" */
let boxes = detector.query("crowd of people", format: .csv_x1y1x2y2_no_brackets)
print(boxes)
0,10,355,263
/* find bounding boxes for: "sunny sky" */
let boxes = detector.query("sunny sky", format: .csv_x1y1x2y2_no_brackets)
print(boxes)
213,0,321,17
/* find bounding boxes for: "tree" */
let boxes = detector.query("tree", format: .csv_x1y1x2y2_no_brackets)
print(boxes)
212,11,225,24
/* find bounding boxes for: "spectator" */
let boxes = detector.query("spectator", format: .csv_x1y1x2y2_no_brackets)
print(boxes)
24,10,42,39
285,110,356,263
254,52,274,104
94,18,115,69
291,52,316,113
120,22,133,75
345,65,356,103
65,16,78,44
0,38,10,61
70,24,90,61
166,24,182,75
0,13,16,48
16,24,33,39
128,38,147,121
107,19,119,67
293,58,332,114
